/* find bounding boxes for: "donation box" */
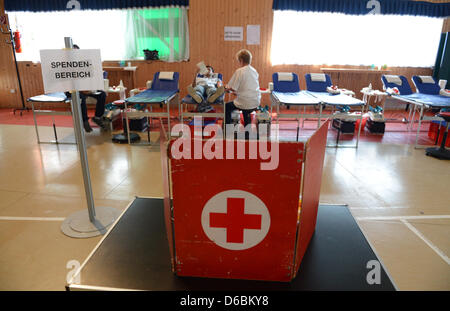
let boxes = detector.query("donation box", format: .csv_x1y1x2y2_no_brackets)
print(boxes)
160,121,329,282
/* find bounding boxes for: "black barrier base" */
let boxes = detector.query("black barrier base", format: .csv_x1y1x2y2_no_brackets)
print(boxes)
67,198,396,291
112,133,140,144
426,147,450,160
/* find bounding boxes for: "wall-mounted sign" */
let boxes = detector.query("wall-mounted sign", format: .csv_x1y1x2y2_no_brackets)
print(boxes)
224,26,243,41
247,25,260,45
40,49,103,93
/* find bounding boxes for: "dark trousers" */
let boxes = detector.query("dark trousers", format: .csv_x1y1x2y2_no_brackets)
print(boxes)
81,91,107,122
225,101,255,126
66,91,107,122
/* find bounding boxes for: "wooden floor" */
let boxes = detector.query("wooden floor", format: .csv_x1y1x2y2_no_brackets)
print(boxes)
0,120,448,291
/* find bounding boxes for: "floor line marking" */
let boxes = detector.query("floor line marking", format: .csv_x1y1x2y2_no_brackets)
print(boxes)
0,216,65,221
355,215,450,221
400,219,450,266
350,206,411,210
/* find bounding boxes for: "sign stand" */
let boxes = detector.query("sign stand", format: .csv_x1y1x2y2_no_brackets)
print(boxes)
60,37,120,238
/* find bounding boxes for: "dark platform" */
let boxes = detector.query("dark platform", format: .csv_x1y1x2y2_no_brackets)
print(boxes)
67,198,396,291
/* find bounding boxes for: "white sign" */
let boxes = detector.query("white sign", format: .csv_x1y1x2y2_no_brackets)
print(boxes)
247,25,260,45
201,190,270,250
40,49,104,93
224,26,243,41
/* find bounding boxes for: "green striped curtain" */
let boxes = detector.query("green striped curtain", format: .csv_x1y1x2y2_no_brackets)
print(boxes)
125,7,189,62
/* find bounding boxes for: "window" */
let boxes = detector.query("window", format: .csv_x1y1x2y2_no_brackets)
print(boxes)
125,8,189,62
270,11,444,67
8,7,189,62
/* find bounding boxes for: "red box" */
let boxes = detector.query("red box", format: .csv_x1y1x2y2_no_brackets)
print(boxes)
428,122,450,147
428,122,439,140
160,121,329,282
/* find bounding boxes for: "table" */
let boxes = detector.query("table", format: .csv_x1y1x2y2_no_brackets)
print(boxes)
321,68,391,100
271,90,366,147
103,66,138,97
271,91,323,141
28,93,75,145
67,197,396,291
124,89,179,144
307,91,366,147
391,93,450,148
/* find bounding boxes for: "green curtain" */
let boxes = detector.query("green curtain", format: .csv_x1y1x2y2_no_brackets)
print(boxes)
125,7,189,62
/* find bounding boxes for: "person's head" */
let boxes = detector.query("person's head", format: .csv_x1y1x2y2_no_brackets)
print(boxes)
236,49,252,66
204,65,214,77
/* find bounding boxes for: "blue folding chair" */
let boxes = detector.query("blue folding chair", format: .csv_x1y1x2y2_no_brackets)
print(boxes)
180,72,226,129
124,71,180,144
150,71,180,92
381,75,414,95
412,76,441,95
381,75,414,113
272,72,301,93
271,72,323,140
305,73,332,92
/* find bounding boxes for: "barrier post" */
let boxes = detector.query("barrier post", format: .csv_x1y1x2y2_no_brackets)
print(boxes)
60,37,120,238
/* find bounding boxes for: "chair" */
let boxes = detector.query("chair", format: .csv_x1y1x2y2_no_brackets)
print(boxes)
271,72,323,140
272,72,301,93
412,75,441,95
305,73,332,92
425,110,450,159
150,71,180,92
381,74,414,113
28,92,74,144
123,71,180,144
180,72,226,130
381,75,413,95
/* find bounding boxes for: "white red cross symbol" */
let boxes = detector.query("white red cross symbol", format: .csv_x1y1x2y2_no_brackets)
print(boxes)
201,190,270,250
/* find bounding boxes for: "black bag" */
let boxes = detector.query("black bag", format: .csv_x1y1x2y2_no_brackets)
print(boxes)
366,119,386,134
143,49,159,60
332,119,355,134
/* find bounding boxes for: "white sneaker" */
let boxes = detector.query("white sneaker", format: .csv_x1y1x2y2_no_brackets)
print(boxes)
207,86,225,103
187,85,203,104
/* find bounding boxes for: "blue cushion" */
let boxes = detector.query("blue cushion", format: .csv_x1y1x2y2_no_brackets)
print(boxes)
151,72,179,91
305,74,332,92
381,75,413,95
412,76,441,95
272,73,300,93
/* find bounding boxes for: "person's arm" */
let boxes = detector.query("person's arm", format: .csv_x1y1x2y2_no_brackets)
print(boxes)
225,70,240,93
192,69,200,87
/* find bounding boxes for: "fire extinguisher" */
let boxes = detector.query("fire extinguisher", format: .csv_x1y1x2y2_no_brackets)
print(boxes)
13,29,22,53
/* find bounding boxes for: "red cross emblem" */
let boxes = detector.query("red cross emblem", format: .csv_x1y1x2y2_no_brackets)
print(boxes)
201,190,270,250
210,198,262,243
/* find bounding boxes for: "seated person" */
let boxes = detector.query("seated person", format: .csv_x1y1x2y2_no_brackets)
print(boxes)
65,90,107,133
225,49,261,127
65,44,107,133
187,65,225,105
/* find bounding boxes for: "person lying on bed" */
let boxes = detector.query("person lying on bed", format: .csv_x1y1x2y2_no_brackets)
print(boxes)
187,65,225,105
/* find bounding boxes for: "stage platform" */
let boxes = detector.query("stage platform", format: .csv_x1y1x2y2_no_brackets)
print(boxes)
67,197,396,291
